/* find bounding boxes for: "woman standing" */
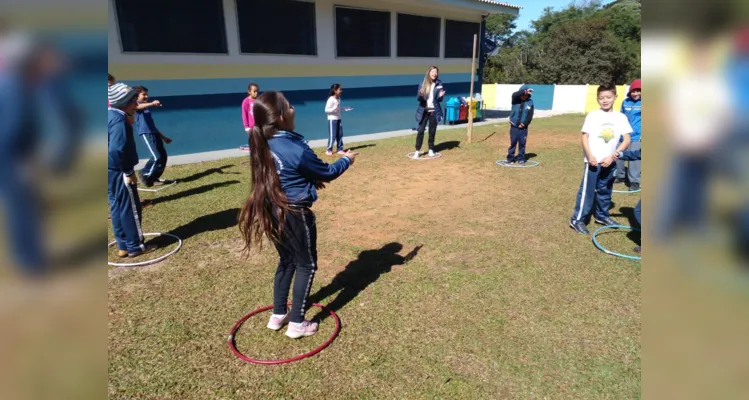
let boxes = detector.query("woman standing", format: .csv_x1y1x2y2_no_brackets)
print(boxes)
413,66,446,159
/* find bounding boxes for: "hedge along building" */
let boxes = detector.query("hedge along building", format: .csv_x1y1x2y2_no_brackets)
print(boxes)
108,0,520,156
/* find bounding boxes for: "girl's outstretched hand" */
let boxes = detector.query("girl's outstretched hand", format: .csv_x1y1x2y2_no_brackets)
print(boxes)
344,150,360,165
315,181,326,190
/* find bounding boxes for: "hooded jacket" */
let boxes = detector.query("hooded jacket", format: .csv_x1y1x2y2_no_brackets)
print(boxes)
621,79,642,141
268,130,350,207
509,84,534,128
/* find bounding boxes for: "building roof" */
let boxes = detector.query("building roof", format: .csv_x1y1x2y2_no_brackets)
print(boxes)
473,0,522,9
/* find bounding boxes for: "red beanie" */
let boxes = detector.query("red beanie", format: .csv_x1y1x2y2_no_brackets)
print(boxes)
629,79,641,93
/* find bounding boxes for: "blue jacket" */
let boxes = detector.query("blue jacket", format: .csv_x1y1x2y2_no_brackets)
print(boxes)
509,84,534,128
135,105,160,135
415,79,445,123
621,97,642,141
108,109,139,175
268,131,351,207
618,148,641,161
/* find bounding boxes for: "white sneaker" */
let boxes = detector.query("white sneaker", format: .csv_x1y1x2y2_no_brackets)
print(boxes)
285,320,319,339
266,313,290,331
412,151,420,159
428,150,435,157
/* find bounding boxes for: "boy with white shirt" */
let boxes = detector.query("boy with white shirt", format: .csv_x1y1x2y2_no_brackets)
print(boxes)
570,83,633,235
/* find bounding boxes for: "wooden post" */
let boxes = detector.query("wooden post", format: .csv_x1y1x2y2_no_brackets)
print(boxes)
467,33,478,144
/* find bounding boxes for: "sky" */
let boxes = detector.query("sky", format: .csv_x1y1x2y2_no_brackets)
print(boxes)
512,0,617,33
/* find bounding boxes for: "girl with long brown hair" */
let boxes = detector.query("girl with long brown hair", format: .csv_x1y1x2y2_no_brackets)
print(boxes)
238,91,358,339
413,66,446,159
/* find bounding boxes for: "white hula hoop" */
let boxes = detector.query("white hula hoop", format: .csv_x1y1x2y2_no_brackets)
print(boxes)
613,187,641,194
496,160,540,168
407,152,443,160
107,232,182,267
138,180,178,192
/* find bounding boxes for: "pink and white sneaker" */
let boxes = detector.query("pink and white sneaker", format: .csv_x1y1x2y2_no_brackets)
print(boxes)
336,150,346,155
325,150,333,156
285,320,319,339
266,313,290,331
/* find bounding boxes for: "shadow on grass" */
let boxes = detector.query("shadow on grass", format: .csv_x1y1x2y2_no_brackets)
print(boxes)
148,181,241,206
176,165,239,183
434,141,460,153
148,208,240,248
309,243,423,322
347,144,376,151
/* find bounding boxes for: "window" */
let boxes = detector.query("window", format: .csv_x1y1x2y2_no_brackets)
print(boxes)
397,14,440,58
444,19,480,58
237,0,317,55
335,6,391,58
115,0,227,54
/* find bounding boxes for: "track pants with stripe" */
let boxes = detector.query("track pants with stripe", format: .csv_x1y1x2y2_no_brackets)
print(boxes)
273,208,318,324
140,133,167,184
327,119,344,152
571,163,615,224
108,169,145,253
507,125,528,162
0,163,44,275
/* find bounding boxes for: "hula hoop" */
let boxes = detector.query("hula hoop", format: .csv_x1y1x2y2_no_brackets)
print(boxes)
613,187,641,194
407,152,442,160
592,225,641,261
228,303,341,365
107,232,182,267
496,160,540,168
138,180,178,192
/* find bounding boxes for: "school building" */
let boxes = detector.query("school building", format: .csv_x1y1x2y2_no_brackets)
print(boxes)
108,0,520,156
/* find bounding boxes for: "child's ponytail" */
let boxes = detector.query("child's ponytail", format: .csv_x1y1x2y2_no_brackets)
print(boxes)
238,92,294,254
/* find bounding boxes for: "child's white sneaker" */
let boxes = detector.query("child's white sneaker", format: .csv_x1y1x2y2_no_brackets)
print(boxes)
285,320,319,339
428,150,435,157
412,151,420,159
267,313,290,331
325,150,333,156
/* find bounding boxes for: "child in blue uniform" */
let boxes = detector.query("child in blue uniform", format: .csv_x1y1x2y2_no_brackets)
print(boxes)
133,86,172,187
506,85,535,165
614,148,642,253
108,83,156,257
616,79,642,190
238,91,359,339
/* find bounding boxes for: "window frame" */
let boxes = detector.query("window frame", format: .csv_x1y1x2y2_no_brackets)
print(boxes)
235,0,319,57
114,0,229,55
396,12,442,59
443,18,481,59
333,4,393,59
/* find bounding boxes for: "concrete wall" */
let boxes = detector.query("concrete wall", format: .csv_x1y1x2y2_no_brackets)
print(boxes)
482,83,631,113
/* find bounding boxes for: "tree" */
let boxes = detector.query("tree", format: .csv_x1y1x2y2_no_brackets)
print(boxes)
481,0,641,84
485,13,517,45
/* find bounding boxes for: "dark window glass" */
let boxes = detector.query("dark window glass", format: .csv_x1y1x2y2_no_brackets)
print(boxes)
397,13,440,58
445,19,480,58
237,0,317,55
115,0,227,54
335,7,391,57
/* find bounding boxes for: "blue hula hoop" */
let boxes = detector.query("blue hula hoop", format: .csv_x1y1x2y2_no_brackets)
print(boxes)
592,225,641,261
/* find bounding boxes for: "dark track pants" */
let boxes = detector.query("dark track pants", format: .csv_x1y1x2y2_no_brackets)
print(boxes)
273,208,318,324
108,169,145,253
571,163,615,223
140,133,167,184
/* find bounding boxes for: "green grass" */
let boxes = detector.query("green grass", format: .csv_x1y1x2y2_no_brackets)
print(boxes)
108,114,641,399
